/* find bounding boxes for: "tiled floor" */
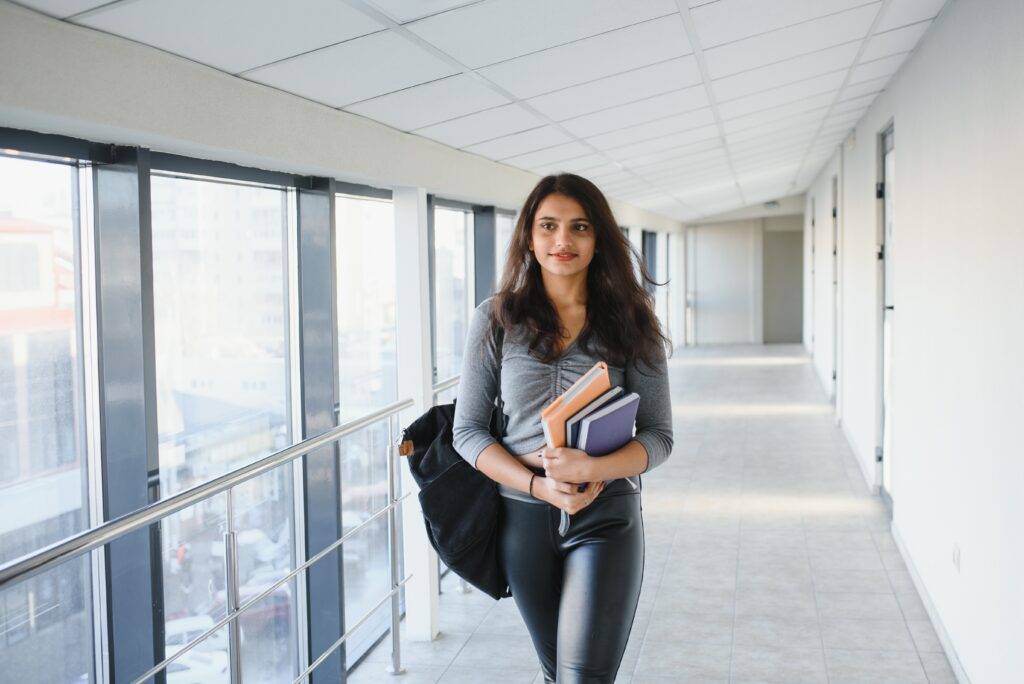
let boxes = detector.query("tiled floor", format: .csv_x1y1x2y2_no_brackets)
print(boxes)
351,345,958,683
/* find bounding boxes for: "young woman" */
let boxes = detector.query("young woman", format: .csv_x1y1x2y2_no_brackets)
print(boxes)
452,173,674,683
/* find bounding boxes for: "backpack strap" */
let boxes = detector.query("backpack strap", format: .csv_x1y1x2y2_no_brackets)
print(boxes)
495,324,505,436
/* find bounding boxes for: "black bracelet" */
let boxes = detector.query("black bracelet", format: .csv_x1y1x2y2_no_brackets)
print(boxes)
529,473,536,498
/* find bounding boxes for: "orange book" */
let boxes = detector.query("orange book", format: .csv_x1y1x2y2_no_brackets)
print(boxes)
541,361,611,448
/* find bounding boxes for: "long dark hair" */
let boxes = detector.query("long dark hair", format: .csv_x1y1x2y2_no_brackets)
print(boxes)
487,173,672,373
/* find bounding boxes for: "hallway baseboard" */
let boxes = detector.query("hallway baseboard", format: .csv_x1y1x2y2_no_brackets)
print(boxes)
892,521,971,684
840,420,878,495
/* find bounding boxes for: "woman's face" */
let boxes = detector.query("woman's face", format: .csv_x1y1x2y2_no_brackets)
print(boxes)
528,193,597,280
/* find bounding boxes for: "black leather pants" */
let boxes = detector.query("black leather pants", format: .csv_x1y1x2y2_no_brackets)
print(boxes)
497,477,645,683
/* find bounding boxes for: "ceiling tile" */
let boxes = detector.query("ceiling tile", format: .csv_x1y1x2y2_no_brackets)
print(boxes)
718,72,845,120
712,42,861,102
616,138,724,168
502,141,593,170
406,0,678,68
575,161,626,178
413,103,544,148
838,75,889,101
861,21,931,62
77,0,385,73
527,57,702,121
585,109,717,150
604,125,720,159
876,0,947,32
478,15,693,99
722,94,833,136
537,154,609,175
703,3,880,79
16,0,107,17
849,53,907,85
724,108,825,138
692,0,869,49
463,125,572,160
630,146,729,175
830,92,876,118
344,73,509,131
244,30,457,108
370,0,476,23
560,86,709,138
728,123,817,149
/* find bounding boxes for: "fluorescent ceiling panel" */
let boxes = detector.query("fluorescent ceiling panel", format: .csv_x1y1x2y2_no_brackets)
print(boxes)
406,0,678,68
692,0,869,49
413,104,544,148
702,3,880,79
463,125,572,160
477,15,692,99
526,57,702,121
245,30,457,108
344,73,509,131
560,86,710,138
861,21,932,62
77,0,385,73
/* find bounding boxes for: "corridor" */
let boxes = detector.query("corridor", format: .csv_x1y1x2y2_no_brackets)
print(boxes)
354,345,955,683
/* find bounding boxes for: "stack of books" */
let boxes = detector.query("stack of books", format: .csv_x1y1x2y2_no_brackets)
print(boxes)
540,361,640,535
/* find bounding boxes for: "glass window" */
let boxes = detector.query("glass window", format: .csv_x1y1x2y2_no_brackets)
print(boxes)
335,194,397,422
334,192,401,667
0,154,94,683
431,206,472,383
150,173,297,682
656,232,669,331
494,211,515,287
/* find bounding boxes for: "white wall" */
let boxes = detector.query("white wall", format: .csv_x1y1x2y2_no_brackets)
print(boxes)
668,230,687,349
804,0,1024,680
0,1,681,234
804,157,842,400
689,219,764,345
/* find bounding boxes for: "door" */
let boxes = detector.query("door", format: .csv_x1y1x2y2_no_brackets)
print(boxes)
879,126,896,500
809,198,816,351
831,176,839,404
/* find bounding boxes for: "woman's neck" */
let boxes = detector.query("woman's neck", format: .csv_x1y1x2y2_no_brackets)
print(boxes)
540,267,588,309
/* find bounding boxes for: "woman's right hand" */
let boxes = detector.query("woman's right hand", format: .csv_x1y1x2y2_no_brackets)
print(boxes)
536,477,605,514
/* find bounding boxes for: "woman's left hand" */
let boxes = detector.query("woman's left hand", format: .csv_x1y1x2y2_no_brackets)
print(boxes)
539,446,592,484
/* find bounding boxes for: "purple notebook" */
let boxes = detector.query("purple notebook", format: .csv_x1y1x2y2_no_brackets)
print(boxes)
577,392,640,456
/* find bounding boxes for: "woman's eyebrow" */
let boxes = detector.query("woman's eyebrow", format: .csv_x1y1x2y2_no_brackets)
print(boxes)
536,215,589,222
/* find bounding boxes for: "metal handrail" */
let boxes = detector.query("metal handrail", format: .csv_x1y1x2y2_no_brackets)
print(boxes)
131,489,414,684
432,373,460,395
0,397,414,590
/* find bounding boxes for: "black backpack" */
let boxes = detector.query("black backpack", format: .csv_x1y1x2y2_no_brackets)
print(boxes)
401,327,512,600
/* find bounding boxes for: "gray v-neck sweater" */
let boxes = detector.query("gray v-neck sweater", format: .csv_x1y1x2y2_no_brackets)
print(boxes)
452,296,674,504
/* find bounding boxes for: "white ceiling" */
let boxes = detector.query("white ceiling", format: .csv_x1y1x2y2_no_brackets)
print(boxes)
19,0,949,221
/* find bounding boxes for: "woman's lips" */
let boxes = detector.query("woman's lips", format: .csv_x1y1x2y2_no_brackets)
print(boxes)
551,253,577,261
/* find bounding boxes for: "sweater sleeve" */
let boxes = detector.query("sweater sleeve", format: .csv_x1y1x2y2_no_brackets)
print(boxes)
626,343,674,474
451,298,500,469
